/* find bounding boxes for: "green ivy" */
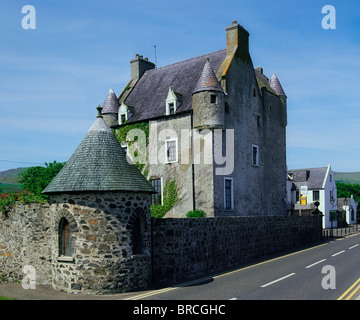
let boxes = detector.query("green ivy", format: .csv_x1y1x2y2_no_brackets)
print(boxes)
151,179,178,218
112,122,149,174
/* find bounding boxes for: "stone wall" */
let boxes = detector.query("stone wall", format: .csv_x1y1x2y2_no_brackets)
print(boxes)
151,215,322,285
1,201,322,294
0,203,52,284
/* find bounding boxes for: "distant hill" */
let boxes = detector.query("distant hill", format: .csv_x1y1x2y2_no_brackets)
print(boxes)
0,167,28,193
334,172,360,185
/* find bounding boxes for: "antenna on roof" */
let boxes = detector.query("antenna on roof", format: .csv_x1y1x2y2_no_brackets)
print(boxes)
154,45,157,68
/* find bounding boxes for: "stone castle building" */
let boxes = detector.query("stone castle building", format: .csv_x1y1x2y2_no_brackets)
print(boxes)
103,20,288,217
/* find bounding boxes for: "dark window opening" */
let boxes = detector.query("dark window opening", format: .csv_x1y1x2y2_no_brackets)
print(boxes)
313,190,320,201
59,218,72,257
210,95,216,104
121,114,126,124
253,88,256,97
151,178,162,205
225,179,233,210
132,215,144,255
169,103,175,115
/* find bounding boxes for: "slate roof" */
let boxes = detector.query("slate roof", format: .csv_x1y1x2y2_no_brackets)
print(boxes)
288,167,328,190
123,49,227,123
193,59,224,94
269,74,286,97
102,88,120,114
42,112,156,194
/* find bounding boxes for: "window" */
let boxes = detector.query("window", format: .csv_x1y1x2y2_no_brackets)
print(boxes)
165,139,178,163
253,88,256,97
252,145,259,166
296,190,300,202
168,103,175,115
59,218,72,257
120,114,126,124
224,177,234,210
151,178,162,205
210,95,217,104
313,190,320,201
132,215,144,254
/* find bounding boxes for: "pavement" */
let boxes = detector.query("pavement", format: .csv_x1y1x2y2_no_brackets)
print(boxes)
0,282,140,300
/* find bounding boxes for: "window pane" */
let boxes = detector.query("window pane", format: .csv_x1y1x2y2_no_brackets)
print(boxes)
151,179,162,205
167,141,176,162
225,179,232,209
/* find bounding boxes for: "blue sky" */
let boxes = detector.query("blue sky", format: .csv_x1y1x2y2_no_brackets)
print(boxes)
0,0,359,173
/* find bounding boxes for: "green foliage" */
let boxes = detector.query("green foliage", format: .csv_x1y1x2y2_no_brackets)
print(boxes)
151,179,179,218
18,161,65,197
113,122,149,174
186,209,207,218
0,190,46,215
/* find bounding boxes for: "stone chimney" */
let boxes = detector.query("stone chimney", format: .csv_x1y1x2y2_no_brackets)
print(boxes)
130,54,155,80
225,20,250,62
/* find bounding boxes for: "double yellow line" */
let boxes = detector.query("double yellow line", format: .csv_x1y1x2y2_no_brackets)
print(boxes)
338,277,360,300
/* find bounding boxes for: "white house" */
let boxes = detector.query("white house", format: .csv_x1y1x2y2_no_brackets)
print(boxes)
338,195,357,225
287,164,337,229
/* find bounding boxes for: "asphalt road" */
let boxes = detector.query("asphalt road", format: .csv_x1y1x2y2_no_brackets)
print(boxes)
126,233,360,300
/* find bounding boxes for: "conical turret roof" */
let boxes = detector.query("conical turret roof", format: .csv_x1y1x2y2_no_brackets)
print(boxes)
101,88,120,114
42,108,155,194
269,74,286,97
193,59,223,94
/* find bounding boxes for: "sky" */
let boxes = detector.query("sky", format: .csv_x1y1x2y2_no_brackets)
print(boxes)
0,0,360,173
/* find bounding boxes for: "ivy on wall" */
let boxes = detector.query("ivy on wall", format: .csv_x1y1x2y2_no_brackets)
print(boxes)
112,122,149,174
151,179,178,218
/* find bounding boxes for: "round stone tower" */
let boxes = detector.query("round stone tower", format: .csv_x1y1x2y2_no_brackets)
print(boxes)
101,88,120,128
42,107,156,294
192,59,225,130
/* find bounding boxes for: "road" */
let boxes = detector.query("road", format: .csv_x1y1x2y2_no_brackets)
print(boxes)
126,233,360,300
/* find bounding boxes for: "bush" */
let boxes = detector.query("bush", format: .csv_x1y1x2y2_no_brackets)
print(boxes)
0,190,46,215
186,209,206,218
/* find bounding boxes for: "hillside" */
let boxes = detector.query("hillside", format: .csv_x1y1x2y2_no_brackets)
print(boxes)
334,172,360,185
0,167,28,193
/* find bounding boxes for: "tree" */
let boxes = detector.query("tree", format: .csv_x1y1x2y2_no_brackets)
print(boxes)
18,161,65,196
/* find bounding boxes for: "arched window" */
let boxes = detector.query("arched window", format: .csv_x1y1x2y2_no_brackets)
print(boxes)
127,208,147,255
59,218,72,257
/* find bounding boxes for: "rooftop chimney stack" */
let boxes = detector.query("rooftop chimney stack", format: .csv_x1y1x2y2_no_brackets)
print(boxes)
130,54,155,80
225,20,250,62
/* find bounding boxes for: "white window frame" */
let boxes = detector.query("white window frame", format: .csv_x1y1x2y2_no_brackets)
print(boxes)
224,177,234,210
165,86,179,116
252,144,259,166
165,138,178,163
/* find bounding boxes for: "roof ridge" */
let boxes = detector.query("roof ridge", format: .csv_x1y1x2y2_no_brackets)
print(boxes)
145,49,226,73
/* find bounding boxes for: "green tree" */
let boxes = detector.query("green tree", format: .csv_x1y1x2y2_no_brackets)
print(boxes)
18,161,65,196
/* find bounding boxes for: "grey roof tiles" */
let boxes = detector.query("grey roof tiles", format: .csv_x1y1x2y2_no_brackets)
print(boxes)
193,59,224,94
43,114,156,194
123,49,227,123
288,167,328,190
102,88,120,114
269,74,286,97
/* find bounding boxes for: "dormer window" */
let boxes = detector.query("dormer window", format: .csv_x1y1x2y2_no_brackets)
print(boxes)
166,86,182,116
119,103,134,125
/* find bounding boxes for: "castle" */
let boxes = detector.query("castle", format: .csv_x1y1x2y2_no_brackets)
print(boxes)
104,20,288,218
0,21,303,296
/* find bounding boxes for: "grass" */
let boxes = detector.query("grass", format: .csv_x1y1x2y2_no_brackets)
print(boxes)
0,296,14,300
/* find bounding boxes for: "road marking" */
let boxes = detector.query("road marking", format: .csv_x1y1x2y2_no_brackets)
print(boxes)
260,273,296,288
305,259,327,269
331,250,345,257
338,277,360,300
349,244,359,250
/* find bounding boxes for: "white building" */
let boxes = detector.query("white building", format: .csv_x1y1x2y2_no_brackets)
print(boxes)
338,195,357,225
287,164,337,229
